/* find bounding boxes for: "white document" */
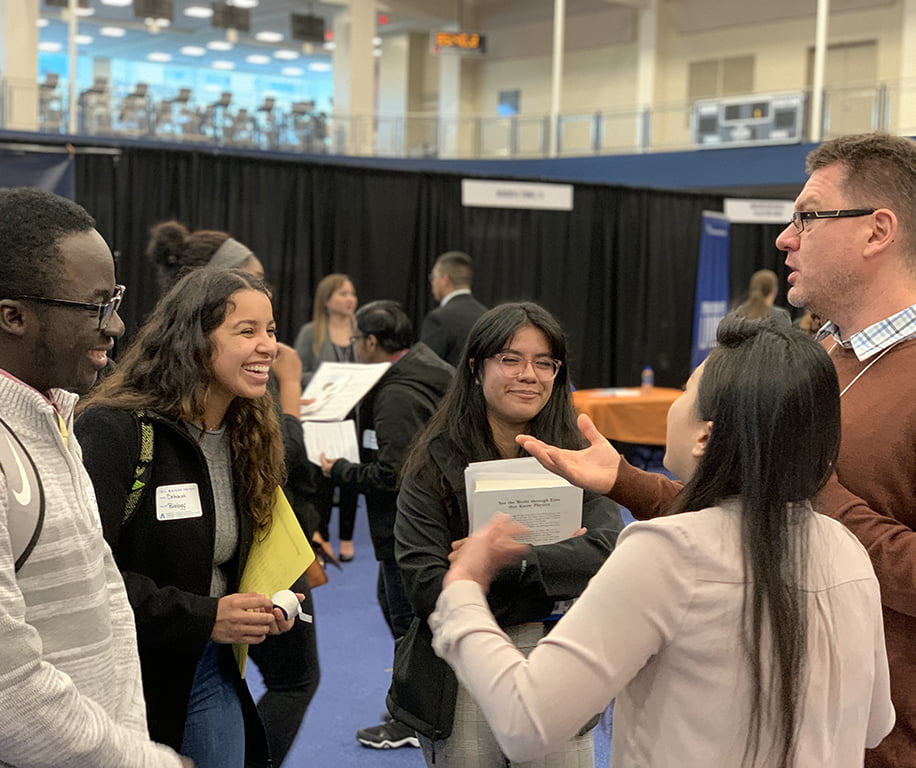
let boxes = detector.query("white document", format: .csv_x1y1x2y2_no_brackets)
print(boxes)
464,457,583,546
300,361,391,422
302,419,360,467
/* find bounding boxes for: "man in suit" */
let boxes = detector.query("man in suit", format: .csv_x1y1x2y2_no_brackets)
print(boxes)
420,251,487,367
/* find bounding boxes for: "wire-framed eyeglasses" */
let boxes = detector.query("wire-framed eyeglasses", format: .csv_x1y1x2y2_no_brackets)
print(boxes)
789,209,875,233
491,353,562,381
14,284,125,331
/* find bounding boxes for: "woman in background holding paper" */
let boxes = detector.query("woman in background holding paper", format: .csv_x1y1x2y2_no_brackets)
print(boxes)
388,302,624,767
76,268,300,768
293,273,360,561
429,318,893,767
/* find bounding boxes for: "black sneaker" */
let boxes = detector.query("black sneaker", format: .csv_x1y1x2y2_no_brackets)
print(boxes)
355,720,420,749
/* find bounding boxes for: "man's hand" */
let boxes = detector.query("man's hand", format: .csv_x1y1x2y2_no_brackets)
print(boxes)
319,452,337,478
444,513,531,591
516,413,621,495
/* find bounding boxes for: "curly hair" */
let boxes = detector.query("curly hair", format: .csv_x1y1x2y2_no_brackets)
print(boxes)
80,268,284,528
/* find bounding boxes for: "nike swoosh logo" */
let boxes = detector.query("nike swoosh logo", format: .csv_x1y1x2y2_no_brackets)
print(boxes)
0,435,31,507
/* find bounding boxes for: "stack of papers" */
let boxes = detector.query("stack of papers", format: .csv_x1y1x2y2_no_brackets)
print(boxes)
299,362,390,466
464,457,583,546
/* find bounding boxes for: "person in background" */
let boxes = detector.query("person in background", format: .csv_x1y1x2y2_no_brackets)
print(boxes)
0,187,186,767
389,302,624,768
734,269,791,325
141,220,321,766
318,300,454,750
420,251,488,367
293,273,360,562
76,268,299,768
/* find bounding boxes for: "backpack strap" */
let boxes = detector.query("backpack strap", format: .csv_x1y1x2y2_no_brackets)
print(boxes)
122,410,154,525
0,414,46,572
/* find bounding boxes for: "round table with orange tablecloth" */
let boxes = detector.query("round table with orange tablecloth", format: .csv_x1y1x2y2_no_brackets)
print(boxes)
570,387,683,447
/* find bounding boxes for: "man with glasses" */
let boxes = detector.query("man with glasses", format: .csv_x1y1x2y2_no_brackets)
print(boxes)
0,187,187,767
319,300,454,751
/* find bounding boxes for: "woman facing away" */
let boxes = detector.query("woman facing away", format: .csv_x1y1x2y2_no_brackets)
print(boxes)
736,268,792,325
388,302,625,767
293,273,360,561
75,268,299,768
429,316,894,768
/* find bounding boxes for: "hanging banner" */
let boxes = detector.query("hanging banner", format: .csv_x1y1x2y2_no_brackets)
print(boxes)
0,150,76,198
690,211,730,369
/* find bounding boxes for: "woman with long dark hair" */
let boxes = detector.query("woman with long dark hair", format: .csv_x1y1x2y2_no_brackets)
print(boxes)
388,302,624,767
429,316,893,767
75,268,298,768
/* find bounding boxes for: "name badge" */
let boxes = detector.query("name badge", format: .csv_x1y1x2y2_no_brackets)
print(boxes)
362,429,378,450
155,483,203,521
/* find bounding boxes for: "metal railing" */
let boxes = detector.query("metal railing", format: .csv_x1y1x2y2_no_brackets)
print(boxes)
6,75,916,158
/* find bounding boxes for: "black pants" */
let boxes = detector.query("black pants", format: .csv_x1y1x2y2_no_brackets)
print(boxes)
377,556,414,641
316,477,359,542
248,575,320,766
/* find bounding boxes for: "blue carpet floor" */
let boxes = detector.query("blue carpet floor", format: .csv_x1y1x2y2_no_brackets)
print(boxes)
247,468,660,767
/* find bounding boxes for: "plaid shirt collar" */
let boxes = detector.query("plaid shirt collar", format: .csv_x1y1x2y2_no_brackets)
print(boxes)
816,303,916,361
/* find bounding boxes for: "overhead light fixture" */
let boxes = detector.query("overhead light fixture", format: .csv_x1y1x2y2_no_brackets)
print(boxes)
246,54,271,65
75,6,95,16
180,45,207,56
307,62,332,73
373,37,382,46
207,40,233,51
184,5,213,18
323,41,336,51
148,52,172,62
100,0,132,6
255,31,284,43
212,60,235,70
76,34,94,44
273,49,299,60
39,41,63,52
230,0,258,7
373,48,382,57
100,26,127,37
37,18,49,27
281,67,304,76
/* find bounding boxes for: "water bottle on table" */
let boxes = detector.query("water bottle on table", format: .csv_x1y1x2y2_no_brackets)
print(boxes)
640,365,654,394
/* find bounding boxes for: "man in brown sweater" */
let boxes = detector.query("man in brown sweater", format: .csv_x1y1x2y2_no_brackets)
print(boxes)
519,133,916,767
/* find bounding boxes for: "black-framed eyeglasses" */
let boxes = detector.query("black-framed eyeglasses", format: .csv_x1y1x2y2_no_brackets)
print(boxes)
14,284,125,331
789,209,875,233
349,334,367,345
491,352,562,381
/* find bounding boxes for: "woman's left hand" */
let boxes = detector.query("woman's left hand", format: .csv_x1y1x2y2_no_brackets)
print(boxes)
444,513,531,591
268,592,306,634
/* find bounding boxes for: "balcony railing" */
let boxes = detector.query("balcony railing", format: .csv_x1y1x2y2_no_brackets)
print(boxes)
5,75,916,159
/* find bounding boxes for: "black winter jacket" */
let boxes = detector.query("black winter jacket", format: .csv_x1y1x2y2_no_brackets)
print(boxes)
387,430,624,739
329,343,454,561
75,406,270,766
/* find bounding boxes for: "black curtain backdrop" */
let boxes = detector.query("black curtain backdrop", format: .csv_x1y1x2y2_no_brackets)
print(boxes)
74,146,789,391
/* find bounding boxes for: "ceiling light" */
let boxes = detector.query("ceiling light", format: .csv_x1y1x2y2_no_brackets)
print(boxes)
373,37,382,46
323,41,336,51
184,5,214,18
180,45,207,56
246,54,271,65
308,62,332,73
373,48,382,57
145,17,171,27
39,42,63,52
148,52,172,62
255,31,283,43
37,18,49,28
230,0,258,7
100,26,127,37
76,34,93,44
282,67,304,77
75,6,95,16
273,49,299,60
212,60,235,70
207,40,233,51
100,0,132,5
